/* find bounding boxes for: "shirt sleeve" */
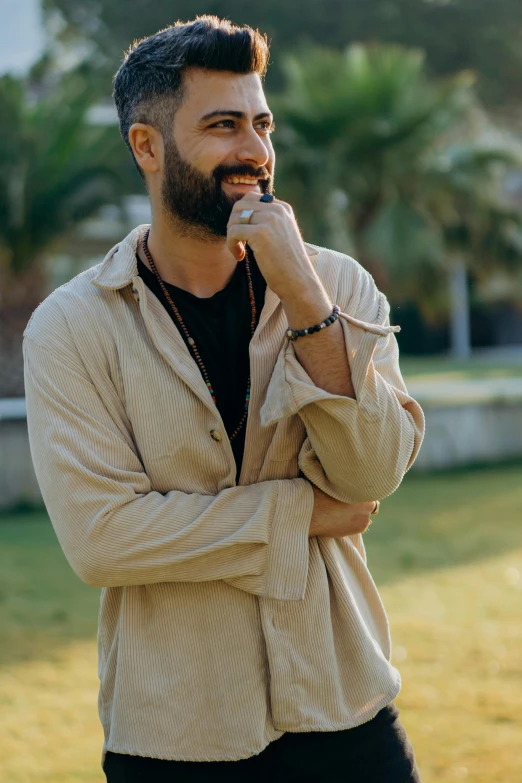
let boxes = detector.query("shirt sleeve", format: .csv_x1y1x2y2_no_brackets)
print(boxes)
259,258,425,504
23,336,313,597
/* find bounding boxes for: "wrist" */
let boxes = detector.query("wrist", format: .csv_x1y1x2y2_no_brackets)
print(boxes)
309,485,326,537
281,283,333,333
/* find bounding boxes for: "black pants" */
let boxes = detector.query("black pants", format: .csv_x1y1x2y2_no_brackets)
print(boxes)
103,702,422,782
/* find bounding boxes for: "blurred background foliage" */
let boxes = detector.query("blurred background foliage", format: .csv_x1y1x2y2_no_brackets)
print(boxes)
2,0,522,397
0,67,122,277
40,0,522,109
271,45,522,338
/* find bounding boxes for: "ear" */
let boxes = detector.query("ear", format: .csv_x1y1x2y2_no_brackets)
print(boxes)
128,123,163,176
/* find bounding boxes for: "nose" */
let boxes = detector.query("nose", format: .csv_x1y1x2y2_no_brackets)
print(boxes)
236,125,271,170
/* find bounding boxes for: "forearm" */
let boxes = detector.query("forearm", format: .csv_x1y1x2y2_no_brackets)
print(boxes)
308,483,375,537
280,277,356,399
24,338,314,597
261,303,424,503
41,471,313,595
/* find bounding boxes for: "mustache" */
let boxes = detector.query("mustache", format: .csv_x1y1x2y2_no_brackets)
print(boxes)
213,164,271,183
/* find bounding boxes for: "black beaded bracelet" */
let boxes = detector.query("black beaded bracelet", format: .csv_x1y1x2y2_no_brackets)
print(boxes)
286,305,341,342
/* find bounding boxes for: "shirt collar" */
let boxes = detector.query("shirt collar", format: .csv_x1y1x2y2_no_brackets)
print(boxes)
91,224,320,291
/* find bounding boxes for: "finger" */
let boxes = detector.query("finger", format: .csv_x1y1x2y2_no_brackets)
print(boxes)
230,192,285,214
228,209,260,228
227,224,257,243
233,242,246,262
227,218,251,260
234,191,276,202
227,207,281,231
227,224,257,261
228,205,286,229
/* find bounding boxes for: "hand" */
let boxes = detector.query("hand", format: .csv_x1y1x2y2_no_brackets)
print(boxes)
226,192,317,301
309,485,376,538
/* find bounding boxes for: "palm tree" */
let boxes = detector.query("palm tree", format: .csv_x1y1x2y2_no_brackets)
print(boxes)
420,131,522,357
271,44,522,357
0,66,124,396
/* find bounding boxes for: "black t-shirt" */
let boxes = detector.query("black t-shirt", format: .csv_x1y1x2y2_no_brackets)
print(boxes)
137,249,267,484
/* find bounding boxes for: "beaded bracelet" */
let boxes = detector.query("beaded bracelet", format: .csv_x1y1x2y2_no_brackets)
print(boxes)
286,305,341,341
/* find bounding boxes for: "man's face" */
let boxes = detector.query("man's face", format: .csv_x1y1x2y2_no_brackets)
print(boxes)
160,68,275,237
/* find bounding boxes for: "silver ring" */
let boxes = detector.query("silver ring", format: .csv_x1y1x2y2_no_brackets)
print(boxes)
239,209,254,224
370,500,380,516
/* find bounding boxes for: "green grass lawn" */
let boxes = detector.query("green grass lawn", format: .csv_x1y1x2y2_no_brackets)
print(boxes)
400,353,522,383
1,462,522,782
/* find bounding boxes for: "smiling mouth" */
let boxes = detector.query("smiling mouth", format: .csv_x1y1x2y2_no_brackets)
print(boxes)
222,176,261,187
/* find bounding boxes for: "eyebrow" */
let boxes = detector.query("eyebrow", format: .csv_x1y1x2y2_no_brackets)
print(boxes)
200,110,274,123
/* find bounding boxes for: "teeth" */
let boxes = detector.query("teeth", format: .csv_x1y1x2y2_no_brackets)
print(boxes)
225,177,258,185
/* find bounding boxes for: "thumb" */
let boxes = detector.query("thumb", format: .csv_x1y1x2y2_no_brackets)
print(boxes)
232,241,246,262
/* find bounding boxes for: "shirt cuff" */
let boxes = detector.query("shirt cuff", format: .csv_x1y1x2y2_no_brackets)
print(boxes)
260,311,401,428
264,478,314,600
225,478,314,600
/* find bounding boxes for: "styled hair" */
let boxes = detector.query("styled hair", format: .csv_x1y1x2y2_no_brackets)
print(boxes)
112,15,270,179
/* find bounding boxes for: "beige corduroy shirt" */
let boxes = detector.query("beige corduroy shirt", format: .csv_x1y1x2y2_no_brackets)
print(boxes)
23,225,424,767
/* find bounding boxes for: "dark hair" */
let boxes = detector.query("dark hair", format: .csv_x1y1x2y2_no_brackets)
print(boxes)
112,15,270,179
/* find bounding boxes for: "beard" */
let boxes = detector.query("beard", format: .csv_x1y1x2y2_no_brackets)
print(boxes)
160,135,273,239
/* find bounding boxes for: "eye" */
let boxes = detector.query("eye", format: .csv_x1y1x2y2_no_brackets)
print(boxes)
209,119,276,132
257,121,276,133
210,120,235,128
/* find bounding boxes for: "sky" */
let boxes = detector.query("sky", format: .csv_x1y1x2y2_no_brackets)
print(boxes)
0,0,45,75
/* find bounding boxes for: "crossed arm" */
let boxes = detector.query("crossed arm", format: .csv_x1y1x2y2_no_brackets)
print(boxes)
261,262,425,504
23,260,423,596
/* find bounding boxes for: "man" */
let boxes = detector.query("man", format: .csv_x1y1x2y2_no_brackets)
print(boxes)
24,15,425,783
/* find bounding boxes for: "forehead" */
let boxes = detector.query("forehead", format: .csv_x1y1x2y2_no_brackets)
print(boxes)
178,68,269,121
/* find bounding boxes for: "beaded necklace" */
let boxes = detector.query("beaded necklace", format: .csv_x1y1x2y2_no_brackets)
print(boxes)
141,228,257,442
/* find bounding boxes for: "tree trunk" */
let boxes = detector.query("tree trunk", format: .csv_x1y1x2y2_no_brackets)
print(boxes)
448,256,471,359
324,189,355,256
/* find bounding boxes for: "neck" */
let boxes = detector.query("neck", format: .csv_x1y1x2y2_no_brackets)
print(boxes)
138,211,240,299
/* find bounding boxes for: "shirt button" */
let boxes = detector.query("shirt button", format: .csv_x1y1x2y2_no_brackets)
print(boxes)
210,429,222,442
